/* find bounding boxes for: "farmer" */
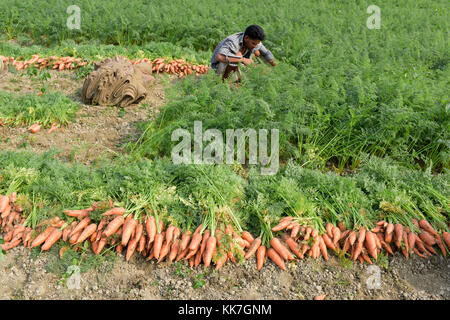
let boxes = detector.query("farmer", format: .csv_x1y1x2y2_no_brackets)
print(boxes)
210,25,276,82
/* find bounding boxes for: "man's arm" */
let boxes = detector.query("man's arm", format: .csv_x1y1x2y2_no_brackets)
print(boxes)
216,53,251,65
257,43,276,66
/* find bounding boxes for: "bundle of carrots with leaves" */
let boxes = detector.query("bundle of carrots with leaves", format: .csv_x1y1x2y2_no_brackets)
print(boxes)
1,191,448,270
0,55,209,77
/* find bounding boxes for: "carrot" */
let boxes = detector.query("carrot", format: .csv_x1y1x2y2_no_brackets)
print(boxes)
176,246,190,262
0,195,9,212
434,234,446,257
241,231,255,244
203,236,217,267
248,243,262,270
70,217,91,237
1,238,21,251
413,247,426,258
408,232,416,252
116,244,123,254
31,226,55,248
103,215,124,237
361,252,372,264
157,240,171,263
244,237,262,259
194,248,203,268
41,229,62,251
339,230,350,242
28,123,41,133
393,223,403,248
326,223,333,238
75,223,97,244
63,209,90,218
301,243,310,256
352,241,363,261
311,229,319,239
152,232,164,260
272,216,293,231
165,225,175,244
443,232,450,249
365,231,377,259
329,227,339,244
322,234,336,251
290,223,301,239
267,248,286,270
102,207,125,216
193,224,203,235
401,232,409,259
189,233,202,251
424,243,437,255
314,294,326,300
200,229,210,255
179,230,192,252
121,218,137,246
304,227,312,241
168,239,180,263
145,216,157,243
3,230,13,242
137,234,146,253
318,236,328,261
94,237,107,255
418,219,438,236
188,255,195,268
270,238,294,261
215,251,228,271
385,223,394,243
419,231,436,246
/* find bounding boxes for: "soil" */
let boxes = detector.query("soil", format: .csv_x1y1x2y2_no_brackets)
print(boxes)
0,69,167,164
0,246,448,300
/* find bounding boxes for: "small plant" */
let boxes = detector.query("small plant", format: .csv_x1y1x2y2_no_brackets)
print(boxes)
193,273,206,289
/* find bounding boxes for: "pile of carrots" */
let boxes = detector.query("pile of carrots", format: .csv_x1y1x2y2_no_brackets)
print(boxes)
0,55,87,71
0,55,209,77
1,193,449,271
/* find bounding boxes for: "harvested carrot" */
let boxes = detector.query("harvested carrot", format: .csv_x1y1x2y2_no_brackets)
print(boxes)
102,207,125,216
70,217,91,237
63,209,90,218
311,229,319,239
31,226,55,248
215,252,228,271
318,236,328,261
203,236,217,267
241,231,255,244
189,233,202,251
194,248,202,268
424,243,437,255
193,224,203,235
200,229,210,255
443,232,450,249
332,227,341,245
69,231,81,245
418,219,437,236
116,244,123,254
137,234,146,253
0,195,9,212
339,230,350,241
361,252,372,264
244,237,262,259
290,223,300,238
413,247,426,258
270,238,294,261
103,215,124,237
385,223,394,243
256,245,266,271
29,123,41,133
314,294,326,300
434,234,446,257
267,248,286,270
394,224,403,248
364,231,377,259
322,234,336,251
176,246,190,262
41,229,62,251
408,232,416,252
76,223,97,244
272,216,292,231
168,239,180,263
165,225,175,244
179,230,192,252
145,216,155,243
326,223,333,238
153,233,164,260
419,231,436,246
121,218,137,246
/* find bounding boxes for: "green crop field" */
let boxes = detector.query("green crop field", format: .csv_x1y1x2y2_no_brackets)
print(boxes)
0,0,448,269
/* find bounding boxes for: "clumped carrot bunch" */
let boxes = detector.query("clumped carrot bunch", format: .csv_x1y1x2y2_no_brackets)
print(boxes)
1,192,448,271
0,55,209,77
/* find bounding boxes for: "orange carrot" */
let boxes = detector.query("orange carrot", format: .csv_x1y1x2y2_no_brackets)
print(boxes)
179,230,191,252
394,224,403,248
70,217,91,237
332,227,341,245
153,233,164,259
326,223,333,238
41,229,63,251
103,215,124,237
146,216,156,243
443,232,450,249
137,234,146,253
241,231,255,244
385,223,394,243
121,218,137,246
63,209,90,218
76,223,98,244
165,225,175,243
215,251,228,271
267,248,286,270
29,123,41,133
200,229,210,255
304,227,312,241
272,217,293,231
408,232,416,252
402,232,409,259
0,195,9,212
434,234,447,257
311,229,319,239
314,294,326,300
125,236,139,261
194,248,202,268
157,240,171,263
203,236,217,267
189,233,202,251
361,252,372,264
290,223,301,238
318,236,328,261
168,239,180,263
31,226,55,248
244,237,262,259
419,231,436,246
270,238,294,261
176,246,190,262
322,234,336,251
418,219,438,236
365,231,377,259
102,207,125,216
256,245,266,271
423,243,437,255
193,224,203,235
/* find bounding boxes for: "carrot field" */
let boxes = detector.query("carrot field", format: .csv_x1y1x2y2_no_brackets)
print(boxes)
0,0,449,300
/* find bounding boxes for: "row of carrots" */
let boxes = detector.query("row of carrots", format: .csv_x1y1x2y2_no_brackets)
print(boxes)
1,193,449,271
0,55,209,77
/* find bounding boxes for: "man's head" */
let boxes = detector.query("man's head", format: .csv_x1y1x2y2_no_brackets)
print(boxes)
243,25,265,50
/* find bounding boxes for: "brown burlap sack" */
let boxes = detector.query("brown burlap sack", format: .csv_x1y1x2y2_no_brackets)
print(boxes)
81,56,153,107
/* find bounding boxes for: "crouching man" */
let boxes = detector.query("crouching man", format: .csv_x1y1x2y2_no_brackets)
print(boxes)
210,25,276,82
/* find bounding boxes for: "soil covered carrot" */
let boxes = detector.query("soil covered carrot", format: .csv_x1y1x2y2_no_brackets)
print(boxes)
76,223,98,244
203,236,217,268
102,207,125,216
244,237,262,259
70,217,91,237
103,215,124,237
241,231,255,244
256,245,266,271
272,217,292,232
31,226,55,248
121,218,137,246
419,231,436,246
418,219,437,236
41,228,62,251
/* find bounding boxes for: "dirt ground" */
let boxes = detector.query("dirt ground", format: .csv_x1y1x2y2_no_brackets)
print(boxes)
0,245,448,300
0,68,166,164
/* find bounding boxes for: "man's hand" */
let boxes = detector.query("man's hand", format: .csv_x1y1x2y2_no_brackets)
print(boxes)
242,58,252,66
268,59,276,67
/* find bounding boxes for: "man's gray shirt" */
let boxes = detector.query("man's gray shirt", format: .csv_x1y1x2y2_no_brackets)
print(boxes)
210,32,274,69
